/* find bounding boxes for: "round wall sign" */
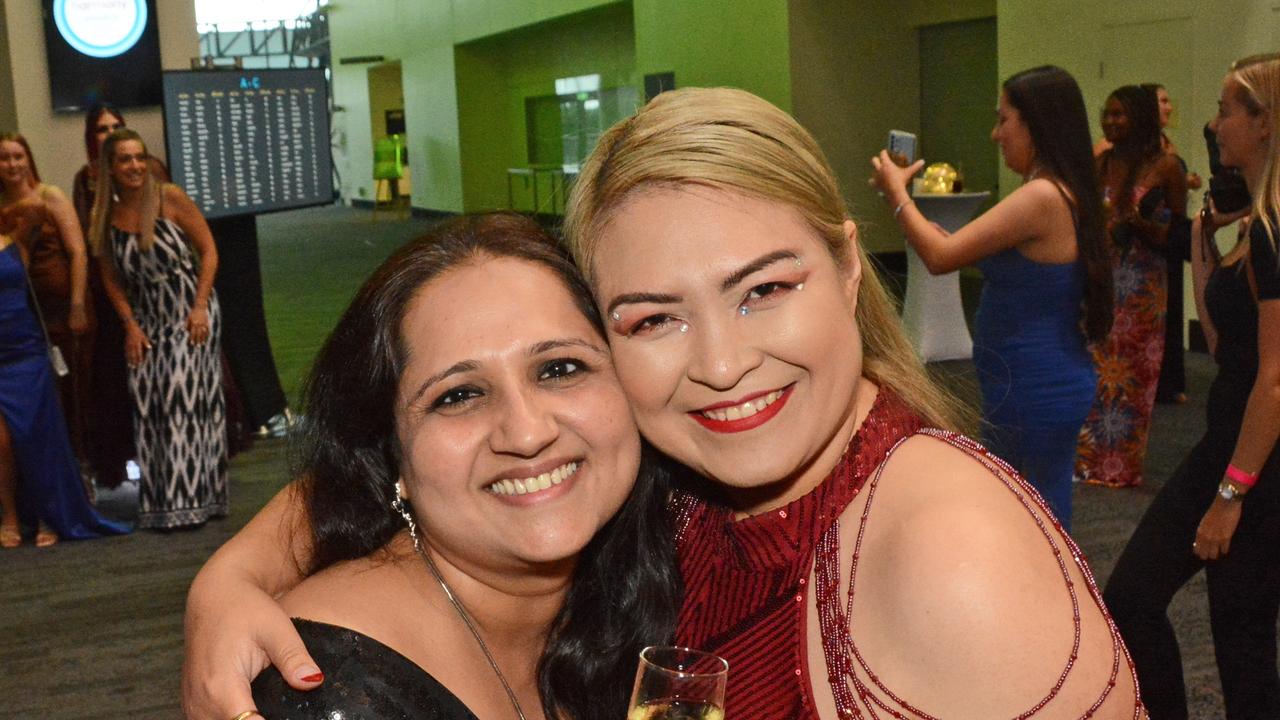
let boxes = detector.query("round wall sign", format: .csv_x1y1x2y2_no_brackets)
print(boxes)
53,0,149,59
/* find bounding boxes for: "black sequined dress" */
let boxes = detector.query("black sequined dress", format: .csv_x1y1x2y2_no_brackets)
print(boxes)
251,619,480,719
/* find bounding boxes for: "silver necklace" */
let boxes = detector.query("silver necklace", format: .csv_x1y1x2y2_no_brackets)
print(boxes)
415,543,529,720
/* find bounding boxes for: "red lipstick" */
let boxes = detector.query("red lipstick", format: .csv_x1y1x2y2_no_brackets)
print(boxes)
689,385,793,433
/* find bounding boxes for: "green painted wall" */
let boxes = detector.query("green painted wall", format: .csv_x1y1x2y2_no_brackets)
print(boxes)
455,3,637,213
920,18,998,208
789,0,995,253
329,0,791,214
634,0,792,111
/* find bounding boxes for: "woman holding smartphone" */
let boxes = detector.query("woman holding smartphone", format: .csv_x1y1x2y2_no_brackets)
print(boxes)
872,65,1111,530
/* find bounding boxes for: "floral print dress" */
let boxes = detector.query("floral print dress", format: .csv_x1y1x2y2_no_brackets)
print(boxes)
1075,185,1167,487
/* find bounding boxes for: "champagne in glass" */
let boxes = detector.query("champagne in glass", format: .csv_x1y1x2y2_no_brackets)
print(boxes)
627,645,727,720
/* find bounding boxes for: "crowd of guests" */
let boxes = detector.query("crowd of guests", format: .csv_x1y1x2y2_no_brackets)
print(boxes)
0,48,1273,720
0,104,231,546
177,54,1278,720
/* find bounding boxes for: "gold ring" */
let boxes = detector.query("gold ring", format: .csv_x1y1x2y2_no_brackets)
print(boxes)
229,712,262,720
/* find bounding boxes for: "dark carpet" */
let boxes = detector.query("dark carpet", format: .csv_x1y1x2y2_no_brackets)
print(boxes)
0,205,1262,718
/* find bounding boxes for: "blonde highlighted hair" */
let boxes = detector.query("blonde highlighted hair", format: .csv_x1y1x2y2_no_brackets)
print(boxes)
1230,52,1280,253
563,87,972,432
89,128,160,257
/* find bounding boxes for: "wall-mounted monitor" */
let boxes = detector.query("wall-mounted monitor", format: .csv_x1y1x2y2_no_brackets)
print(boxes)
161,69,334,219
41,0,163,112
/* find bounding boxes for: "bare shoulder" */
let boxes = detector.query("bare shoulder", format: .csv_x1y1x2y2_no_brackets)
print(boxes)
161,182,195,210
845,434,1139,718
999,178,1074,236
38,183,70,204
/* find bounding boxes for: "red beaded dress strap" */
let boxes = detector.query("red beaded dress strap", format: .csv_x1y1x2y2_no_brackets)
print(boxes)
813,428,1144,719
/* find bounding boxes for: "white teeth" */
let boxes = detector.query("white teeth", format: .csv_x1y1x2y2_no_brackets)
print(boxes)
700,390,783,422
487,461,579,497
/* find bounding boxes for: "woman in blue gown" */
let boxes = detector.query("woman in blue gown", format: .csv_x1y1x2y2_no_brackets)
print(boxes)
0,235,131,546
872,66,1112,530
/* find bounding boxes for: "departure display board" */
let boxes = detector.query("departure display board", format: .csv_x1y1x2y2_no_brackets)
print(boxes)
162,69,333,219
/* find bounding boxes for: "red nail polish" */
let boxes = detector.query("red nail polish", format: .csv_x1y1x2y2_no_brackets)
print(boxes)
301,672,324,683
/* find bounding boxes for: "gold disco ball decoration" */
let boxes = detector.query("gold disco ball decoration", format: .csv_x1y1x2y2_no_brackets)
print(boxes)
920,162,958,194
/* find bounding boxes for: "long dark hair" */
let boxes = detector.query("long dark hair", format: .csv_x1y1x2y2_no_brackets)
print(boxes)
1104,85,1164,216
84,103,125,162
294,212,679,719
1003,66,1113,342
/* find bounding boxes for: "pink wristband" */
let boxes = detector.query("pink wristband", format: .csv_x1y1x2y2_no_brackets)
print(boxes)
1226,463,1259,488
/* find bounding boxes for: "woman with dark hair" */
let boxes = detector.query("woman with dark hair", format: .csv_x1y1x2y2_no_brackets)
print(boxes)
201,213,678,719
72,104,172,489
872,65,1109,529
1076,85,1188,488
1105,53,1280,719
0,133,93,470
90,129,226,529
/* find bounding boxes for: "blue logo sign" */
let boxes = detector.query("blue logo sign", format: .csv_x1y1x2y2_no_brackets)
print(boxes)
53,0,149,59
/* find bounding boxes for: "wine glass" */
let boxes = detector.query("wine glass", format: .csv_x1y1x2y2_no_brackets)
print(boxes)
627,645,728,720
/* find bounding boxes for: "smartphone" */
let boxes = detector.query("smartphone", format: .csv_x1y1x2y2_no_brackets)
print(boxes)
887,130,917,167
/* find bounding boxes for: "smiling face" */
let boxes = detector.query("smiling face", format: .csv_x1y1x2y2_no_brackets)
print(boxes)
394,256,639,575
1210,76,1270,180
109,139,149,192
592,186,864,514
992,91,1036,175
0,140,34,192
1101,97,1130,144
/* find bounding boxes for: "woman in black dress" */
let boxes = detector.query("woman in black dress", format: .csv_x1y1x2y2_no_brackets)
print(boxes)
193,213,679,719
1103,53,1280,719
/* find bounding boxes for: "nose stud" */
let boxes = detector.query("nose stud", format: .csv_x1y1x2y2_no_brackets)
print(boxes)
679,322,689,333
739,306,750,316
610,311,620,321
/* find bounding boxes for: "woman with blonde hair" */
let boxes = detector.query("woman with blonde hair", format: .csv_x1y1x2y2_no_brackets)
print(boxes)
184,88,1141,719
1104,52,1280,719
90,128,227,529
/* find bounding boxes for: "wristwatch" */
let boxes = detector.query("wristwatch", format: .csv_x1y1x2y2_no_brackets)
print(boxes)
1218,480,1245,502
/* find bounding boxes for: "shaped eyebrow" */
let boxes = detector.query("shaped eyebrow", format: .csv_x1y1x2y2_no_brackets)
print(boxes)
405,337,607,409
719,250,799,292
527,337,609,357
604,250,800,316
605,292,681,317
407,360,480,409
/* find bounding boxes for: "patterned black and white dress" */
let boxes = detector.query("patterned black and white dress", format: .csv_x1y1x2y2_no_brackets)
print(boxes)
110,217,227,529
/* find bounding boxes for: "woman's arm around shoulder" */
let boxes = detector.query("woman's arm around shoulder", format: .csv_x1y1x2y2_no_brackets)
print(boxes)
850,434,1142,719
182,483,324,720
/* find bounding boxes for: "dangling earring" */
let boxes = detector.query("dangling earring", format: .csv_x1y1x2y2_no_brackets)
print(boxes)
391,482,421,554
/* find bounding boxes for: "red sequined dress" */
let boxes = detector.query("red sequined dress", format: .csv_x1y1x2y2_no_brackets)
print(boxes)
671,390,1142,719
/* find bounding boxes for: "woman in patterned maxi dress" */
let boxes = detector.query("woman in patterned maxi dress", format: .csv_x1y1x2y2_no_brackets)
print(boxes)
90,129,227,529
1077,86,1187,487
